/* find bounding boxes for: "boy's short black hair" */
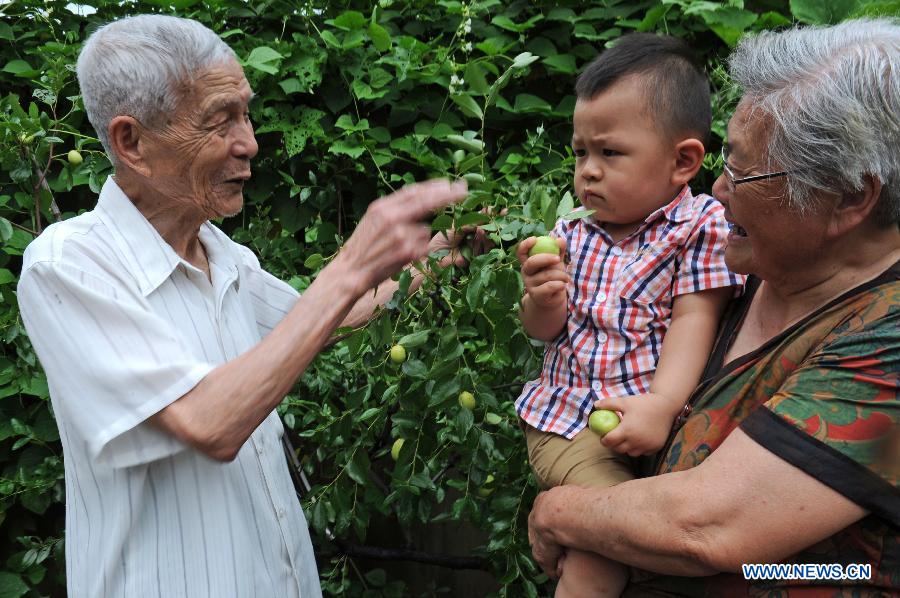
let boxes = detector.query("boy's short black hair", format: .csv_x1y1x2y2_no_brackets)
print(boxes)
575,33,711,143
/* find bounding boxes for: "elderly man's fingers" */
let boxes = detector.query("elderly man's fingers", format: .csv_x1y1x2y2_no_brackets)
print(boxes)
386,179,468,219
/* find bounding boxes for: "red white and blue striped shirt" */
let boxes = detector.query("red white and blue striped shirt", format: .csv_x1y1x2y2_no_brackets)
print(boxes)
516,186,743,438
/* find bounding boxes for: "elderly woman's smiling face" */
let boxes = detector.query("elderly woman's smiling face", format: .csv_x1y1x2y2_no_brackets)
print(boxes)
140,58,257,219
712,100,834,283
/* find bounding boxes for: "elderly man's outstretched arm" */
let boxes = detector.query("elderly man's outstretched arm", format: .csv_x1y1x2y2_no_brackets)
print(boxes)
153,180,466,461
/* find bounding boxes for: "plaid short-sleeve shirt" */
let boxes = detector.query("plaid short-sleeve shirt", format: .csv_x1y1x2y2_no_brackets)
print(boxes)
516,186,744,438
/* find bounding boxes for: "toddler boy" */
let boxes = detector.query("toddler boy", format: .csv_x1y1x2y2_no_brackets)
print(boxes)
516,33,743,597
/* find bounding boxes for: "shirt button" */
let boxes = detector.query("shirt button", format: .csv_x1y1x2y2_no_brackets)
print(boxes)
597,292,606,303
611,246,623,255
592,381,603,391
276,507,286,519
256,443,264,456
597,332,607,342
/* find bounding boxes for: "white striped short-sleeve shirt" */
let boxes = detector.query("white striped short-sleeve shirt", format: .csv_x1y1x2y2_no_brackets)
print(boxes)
17,177,322,598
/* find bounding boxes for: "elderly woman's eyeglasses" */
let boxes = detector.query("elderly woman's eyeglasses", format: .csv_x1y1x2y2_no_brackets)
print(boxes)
721,146,788,193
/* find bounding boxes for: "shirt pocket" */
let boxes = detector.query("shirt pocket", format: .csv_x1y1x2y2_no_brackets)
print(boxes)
616,245,678,308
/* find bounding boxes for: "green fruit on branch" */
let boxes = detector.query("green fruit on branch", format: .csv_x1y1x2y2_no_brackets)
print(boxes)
389,344,407,364
67,149,83,165
478,474,495,497
458,390,476,410
528,235,560,257
588,409,620,437
390,438,405,461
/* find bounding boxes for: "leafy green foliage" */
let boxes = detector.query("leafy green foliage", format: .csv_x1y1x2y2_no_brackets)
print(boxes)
1,0,893,595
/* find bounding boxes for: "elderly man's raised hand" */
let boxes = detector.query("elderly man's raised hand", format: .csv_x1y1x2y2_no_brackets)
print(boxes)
336,179,467,294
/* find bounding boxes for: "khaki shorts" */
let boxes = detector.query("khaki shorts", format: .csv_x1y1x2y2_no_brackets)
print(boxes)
524,424,634,490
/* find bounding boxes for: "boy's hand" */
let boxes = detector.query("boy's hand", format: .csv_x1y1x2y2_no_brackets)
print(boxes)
517,236,570,309
592,394,680,457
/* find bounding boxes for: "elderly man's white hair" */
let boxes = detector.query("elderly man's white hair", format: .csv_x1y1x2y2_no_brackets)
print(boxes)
76,14,237,162
729,17,900,225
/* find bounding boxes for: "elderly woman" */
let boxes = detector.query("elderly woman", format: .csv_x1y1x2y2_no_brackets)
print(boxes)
528,18,899,596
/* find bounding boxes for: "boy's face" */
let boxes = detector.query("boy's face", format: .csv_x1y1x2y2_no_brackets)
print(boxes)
572,76,684,241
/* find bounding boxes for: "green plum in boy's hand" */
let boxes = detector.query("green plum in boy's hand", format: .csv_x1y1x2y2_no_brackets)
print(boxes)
529,235,561,257
589,409,620,437
517,236,570,310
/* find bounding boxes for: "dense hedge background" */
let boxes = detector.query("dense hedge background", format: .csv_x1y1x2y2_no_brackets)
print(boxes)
1,1,896,596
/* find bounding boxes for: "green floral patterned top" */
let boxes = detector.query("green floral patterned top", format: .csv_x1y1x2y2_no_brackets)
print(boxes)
627,261,899,597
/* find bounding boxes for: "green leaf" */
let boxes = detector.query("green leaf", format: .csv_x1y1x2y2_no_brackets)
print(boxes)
511,52,540,69
464,62,490,95
457,212,489,227
0,22,13,40
513,94,552,113
364,568,387,587
850,1,900,18
332,11,367,30
303,253,324,269
431,213,453,232
401,359,428,378
0,572,28,598
328,139,366,159
278,78,303,95
543,54,577,75
790,0,859,23
2,60,39,78
397,330,429,348
450,94,484,120
319,30,341,48
445,134,484,153
0,218,12,243
484,412,503,425
556,191,575,219
368,23,391,52
243,46,283,75
345,450,370,485
561,208,596,221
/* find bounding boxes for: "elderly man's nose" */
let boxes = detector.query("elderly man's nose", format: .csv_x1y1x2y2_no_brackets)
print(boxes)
233,122,258,160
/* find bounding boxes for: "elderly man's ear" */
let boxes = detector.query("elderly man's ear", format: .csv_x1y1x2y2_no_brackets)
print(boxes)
827,174,884,238
108,116,154,178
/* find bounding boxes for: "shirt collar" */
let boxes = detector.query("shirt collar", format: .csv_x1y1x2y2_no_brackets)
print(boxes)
94,176,241,297
584,184,694,234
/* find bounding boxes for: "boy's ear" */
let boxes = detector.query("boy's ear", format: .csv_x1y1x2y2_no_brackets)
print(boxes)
670,138,705,187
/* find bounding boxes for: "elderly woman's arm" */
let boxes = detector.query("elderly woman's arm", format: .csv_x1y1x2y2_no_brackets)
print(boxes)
528,427,867,577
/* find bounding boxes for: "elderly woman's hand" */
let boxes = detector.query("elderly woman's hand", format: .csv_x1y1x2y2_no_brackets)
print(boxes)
426,226,488,268
427,208,501,267
528,487,569,579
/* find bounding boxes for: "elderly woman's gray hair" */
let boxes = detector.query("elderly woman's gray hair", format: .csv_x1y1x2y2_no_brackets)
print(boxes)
729,18,899,225
76,14,236,160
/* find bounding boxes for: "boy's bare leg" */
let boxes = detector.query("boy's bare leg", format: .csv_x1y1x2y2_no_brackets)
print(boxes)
555,549,627,598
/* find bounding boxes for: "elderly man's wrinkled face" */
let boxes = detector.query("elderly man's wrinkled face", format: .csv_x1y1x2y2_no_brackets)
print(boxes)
142,58,257,219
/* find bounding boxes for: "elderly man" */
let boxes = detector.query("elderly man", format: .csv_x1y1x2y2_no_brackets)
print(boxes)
17,14,468,598
528,18,899,597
